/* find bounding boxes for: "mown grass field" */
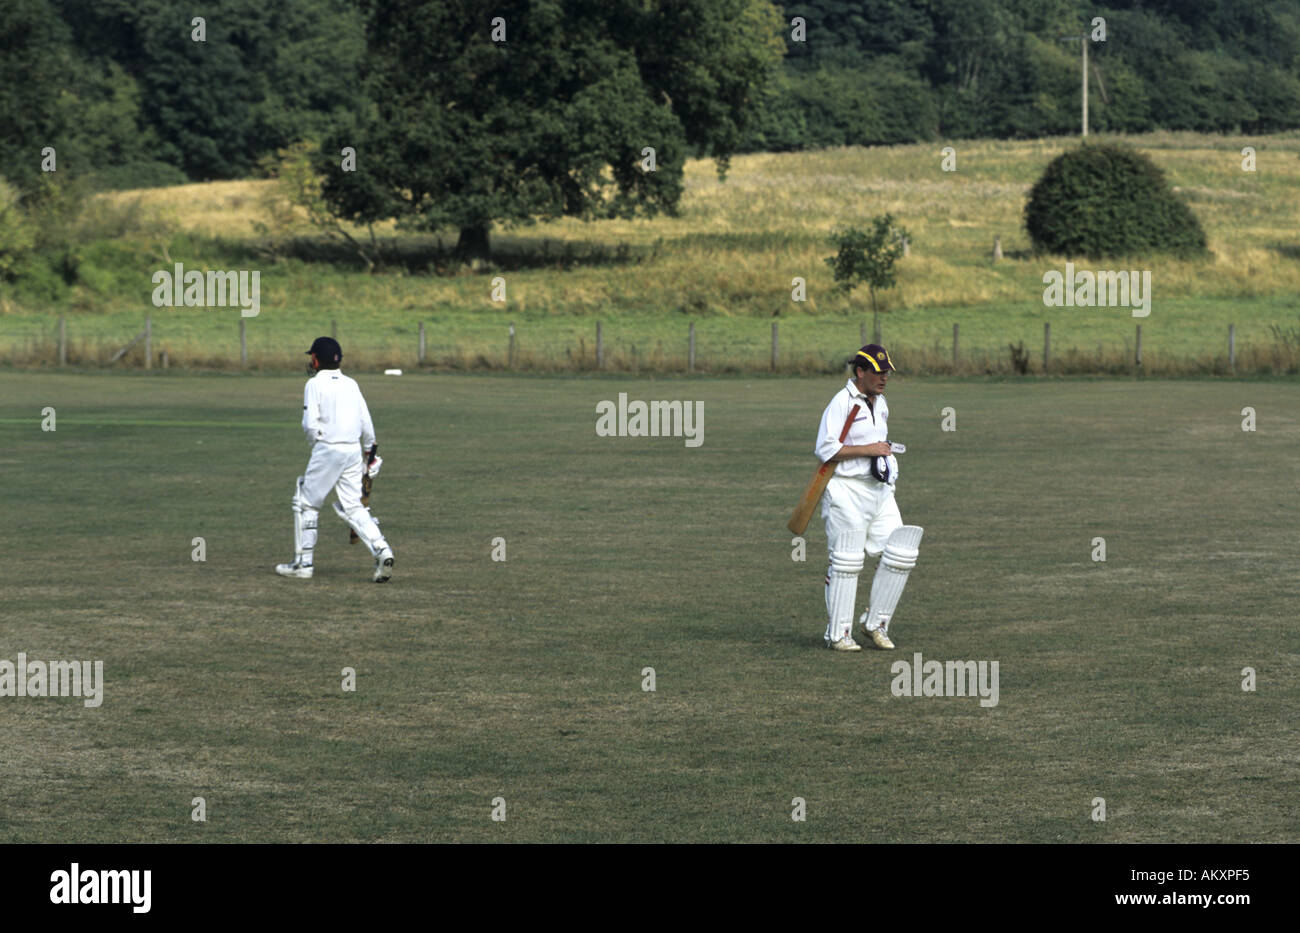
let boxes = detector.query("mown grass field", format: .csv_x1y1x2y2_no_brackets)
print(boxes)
3,132,1299,372
1,371,1295,842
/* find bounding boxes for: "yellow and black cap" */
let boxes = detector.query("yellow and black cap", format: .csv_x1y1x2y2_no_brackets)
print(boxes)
853,343,896,373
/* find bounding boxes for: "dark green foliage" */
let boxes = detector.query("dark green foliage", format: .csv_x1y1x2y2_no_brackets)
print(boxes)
6,0,1300,192
0,0,73,191
322,0,785,255
11,238,148,303
782,0,934,71
86,161,191,192
789,65,937,147
1024,143,1208,258
38,0,366,182
51,58,161,179
739,0,1300,150
0,171,166,299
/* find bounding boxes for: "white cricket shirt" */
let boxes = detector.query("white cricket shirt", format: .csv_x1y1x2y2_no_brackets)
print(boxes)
302,369,376,449
814,379,891,479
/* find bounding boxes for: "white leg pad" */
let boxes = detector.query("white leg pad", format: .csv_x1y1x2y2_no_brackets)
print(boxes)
824,528,866,643
292,477,318,567
333,501,387,557
863,525,923,634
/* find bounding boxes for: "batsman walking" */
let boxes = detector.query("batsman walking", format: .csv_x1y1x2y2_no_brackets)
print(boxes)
276,336,395,583
812,344,923,650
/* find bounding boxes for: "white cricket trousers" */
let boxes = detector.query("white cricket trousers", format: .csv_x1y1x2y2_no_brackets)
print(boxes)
822,474,902,643
295,442,387,560
301,442,371,513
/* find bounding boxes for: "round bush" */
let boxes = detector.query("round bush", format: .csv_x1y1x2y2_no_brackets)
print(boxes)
1024,143,1207,259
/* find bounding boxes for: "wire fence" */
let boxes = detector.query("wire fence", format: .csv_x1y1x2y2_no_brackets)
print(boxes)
6,313,1299,376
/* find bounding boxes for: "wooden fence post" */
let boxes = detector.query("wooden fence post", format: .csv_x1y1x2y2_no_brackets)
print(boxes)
1228,324,1236,371
952,322,959,364
1135,324,1143,370
596,322,603,369
688,321,696,373
771,322,779,371
109,328,148,364
418,321,426,364
508,322,516,368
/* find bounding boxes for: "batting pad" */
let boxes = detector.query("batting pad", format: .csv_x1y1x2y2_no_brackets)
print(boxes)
862,525,923,634
825,529,866,642
292,477,318,565
333,501,386,557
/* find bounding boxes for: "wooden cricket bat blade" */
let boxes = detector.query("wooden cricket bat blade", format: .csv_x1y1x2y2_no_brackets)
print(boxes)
787,461,835,535
786,402,859,536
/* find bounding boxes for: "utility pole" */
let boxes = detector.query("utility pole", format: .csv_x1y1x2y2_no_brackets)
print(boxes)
1081,33,1088,137
1061,33,1090,137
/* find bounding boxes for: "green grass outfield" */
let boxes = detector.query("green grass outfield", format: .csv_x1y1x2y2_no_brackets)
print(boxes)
5,294,1299,375
1,371,1296,842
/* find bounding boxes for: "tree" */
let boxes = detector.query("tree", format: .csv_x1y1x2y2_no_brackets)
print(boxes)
51,0,366,181
0,0,74,192
319,0,785,257
0,179,37,279
825,214,910,343
256,141,378,272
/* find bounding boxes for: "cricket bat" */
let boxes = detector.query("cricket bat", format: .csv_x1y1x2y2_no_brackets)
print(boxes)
786,405,859,535
350,444,377,544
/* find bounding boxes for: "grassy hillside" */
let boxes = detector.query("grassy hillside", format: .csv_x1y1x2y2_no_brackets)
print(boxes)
3,132,1299,372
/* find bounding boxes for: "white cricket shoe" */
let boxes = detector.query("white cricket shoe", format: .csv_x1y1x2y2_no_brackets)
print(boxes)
276,562,313,579
372,547,394,583
859,611,895,649
865,627,895,650
827,636,862,652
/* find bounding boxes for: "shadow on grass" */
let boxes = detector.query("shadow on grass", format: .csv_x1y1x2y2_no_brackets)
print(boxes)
249,229,812,276
260,234,659,275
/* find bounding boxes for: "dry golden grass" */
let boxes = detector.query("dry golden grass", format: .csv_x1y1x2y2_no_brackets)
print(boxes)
9,132,1286,373
105,131,1300,314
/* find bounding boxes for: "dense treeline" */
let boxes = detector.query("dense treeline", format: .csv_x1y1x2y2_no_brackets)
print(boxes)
750,0,1300,150
3,0,1299,191
1,0,366,190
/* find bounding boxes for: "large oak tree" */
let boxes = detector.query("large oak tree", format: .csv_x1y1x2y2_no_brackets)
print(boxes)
320,0,786,256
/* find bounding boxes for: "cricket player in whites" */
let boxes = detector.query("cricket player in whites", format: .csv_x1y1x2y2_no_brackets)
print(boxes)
815,344,922,650
276,336,395,582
